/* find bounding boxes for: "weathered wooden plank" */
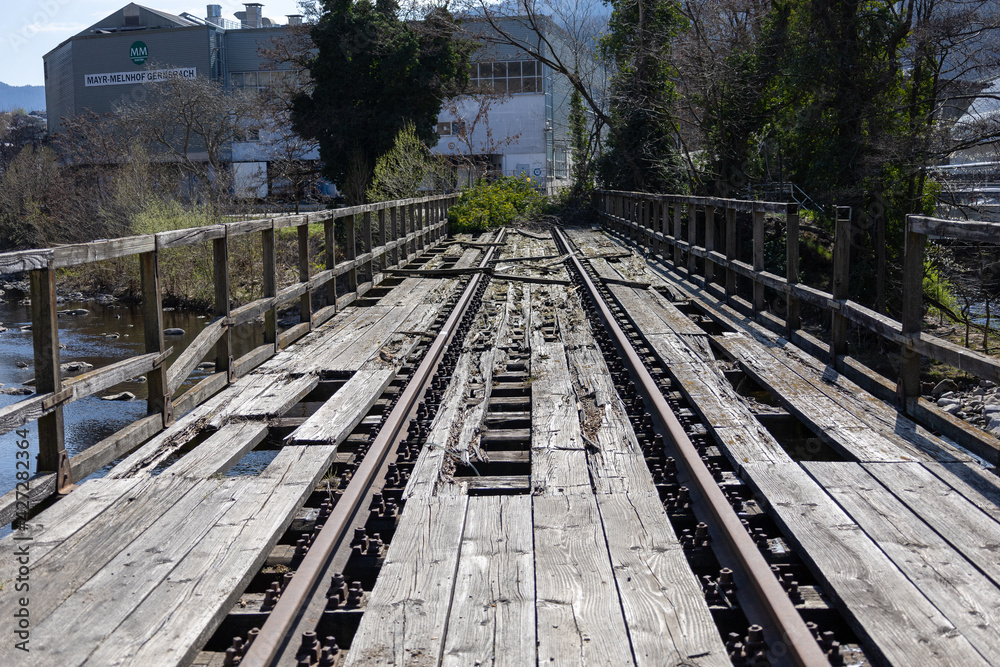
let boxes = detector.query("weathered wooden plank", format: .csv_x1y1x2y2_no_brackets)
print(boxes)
806,461,1000,661
51,235,157,268
924,462,1000,523
717,332,946,462
156,224,226,249
289,369,394,445
26,477,255,666
361,306,440,372
0,248,52,273
211,373,317,427
909,216,1000,243
162,421,269,479
0,474,202,630
743,461,986,666
530,285,589,496
72,411,162,475
325,306,428,372
533,492,634,664
0,345,165,437
561,310,652,495
863,462,1000,588
442,495,536,667
84,450,323,666
758,334,975,462
0,476,151,587
345,494,469,666
167,318,226,393
107,397,222,478
596,491,730,666
405,349,476,499
293,307,394,374
278,321,311,349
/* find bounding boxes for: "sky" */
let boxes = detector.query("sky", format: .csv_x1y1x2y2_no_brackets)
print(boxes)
0,0,307,87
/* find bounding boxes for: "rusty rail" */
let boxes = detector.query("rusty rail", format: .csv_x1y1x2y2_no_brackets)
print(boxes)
240,227,506,666
554,226,828,667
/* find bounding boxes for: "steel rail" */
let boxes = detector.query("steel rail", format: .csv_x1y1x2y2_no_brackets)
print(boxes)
552,226,828,667
241,228,507,667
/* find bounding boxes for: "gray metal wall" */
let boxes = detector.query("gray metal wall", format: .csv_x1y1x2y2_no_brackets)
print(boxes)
44,42,75,133
44,26,216,134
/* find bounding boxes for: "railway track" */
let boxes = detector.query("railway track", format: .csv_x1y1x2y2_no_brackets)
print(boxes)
185,224,879,667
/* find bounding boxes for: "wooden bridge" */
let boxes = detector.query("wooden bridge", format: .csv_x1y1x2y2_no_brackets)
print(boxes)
0,191,999,666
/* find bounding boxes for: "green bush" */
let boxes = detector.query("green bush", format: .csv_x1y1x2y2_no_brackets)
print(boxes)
447,176,546,233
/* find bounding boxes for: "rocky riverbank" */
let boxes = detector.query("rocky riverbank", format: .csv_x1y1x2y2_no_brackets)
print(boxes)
929,378,1000,439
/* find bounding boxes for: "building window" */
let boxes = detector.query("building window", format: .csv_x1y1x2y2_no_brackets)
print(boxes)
436,121,465,136
231,70,298,92
469,60,541,94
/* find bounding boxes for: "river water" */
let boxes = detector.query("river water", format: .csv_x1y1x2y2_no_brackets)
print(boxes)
0,291,266,533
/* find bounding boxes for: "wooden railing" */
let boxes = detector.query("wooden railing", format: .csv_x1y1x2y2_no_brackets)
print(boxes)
0,193,457,524
597,190,1000,463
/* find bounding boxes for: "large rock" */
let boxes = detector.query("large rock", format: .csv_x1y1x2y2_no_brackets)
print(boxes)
61,361,94,373
100,391,135,401
932,379,959,396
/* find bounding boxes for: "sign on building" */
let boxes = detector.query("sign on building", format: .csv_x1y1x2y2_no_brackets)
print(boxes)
84,68,197,87
130,41,148,65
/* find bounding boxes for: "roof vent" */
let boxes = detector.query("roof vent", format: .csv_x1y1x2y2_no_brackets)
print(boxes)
206,4,222,19
243,3,263,29
124,5,140,27
287,14,303,26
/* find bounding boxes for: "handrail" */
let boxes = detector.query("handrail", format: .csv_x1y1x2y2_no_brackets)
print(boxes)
595,190,1000,464
0,192,459,527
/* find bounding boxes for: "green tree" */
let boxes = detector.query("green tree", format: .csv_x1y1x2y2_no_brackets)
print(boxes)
568,78,590,188
597,0,688,192
367,121,436,201
292,0,472,202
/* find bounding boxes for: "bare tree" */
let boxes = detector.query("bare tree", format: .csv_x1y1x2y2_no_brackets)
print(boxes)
453,0,615,181
112,68,265,206
440,87,523,186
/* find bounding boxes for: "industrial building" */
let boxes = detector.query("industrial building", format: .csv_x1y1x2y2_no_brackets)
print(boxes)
42,3,580,195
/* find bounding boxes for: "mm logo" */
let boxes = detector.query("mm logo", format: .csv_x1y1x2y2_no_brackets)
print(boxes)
130,41,148,65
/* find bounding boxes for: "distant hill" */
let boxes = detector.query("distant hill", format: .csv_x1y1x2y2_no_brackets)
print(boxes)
0,83,45,112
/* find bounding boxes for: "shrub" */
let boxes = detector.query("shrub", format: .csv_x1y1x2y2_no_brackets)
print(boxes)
447,176,546,233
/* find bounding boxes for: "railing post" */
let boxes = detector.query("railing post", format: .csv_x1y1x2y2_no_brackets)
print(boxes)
213,226,234,382
898,214,926,409
345,213,358,292
262,221,279,351
140,244,174,427
688,202,698,275
324,216,337,310
785,204,801,336
30,264,71,492
725,206,737,300
704,204,715,287
660,200,669,258
361,211,373,286
386,206,399,266
415,202,425,251
400,204,410,261
673,202,683,267
830,206,852,363
753,208,765,315
643,198,651,249
298,220,313,327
